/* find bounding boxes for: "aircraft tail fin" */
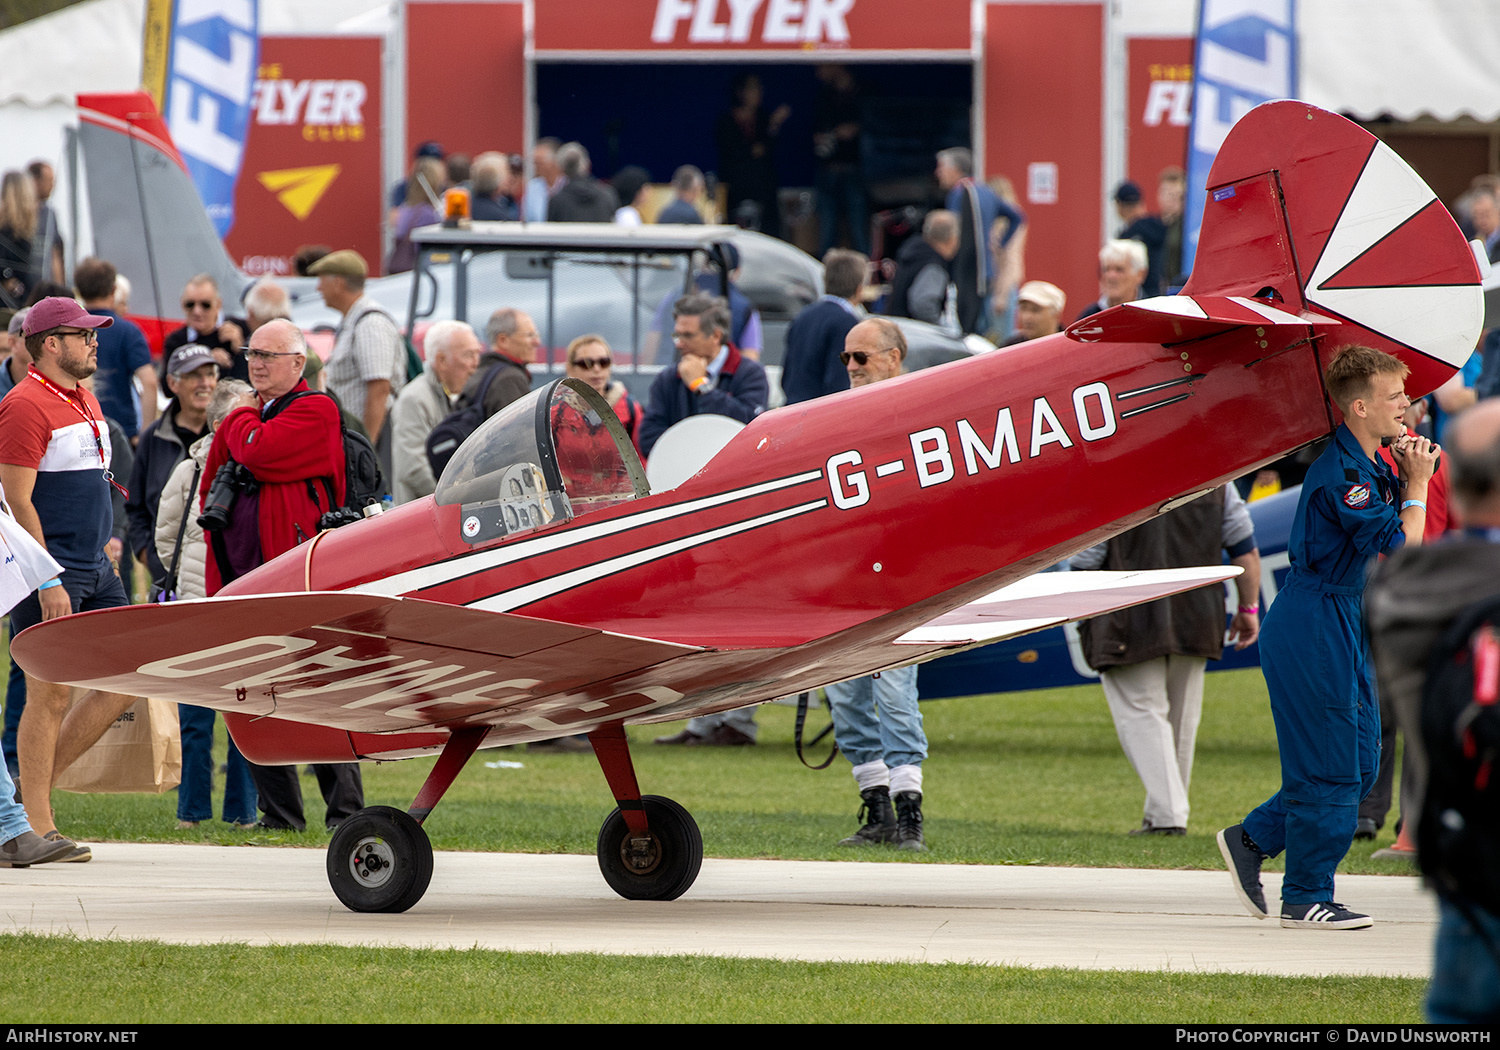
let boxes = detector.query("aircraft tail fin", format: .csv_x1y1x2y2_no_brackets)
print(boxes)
76,92,243,350
1184,100,1482,396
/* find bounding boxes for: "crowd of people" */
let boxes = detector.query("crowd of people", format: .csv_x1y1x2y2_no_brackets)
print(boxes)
3,130,1500,1020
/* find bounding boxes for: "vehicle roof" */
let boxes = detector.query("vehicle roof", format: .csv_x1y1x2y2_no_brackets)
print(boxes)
412,221,746,252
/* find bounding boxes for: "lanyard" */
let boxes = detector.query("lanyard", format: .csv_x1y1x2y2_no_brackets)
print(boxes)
27,368,129,498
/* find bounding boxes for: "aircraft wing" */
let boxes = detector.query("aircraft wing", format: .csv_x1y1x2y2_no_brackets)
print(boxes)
10,592,703,733
893,567,1242,646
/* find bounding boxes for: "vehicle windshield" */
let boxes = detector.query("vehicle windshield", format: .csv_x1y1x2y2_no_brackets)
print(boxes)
434,378,648,545
414,247,693,369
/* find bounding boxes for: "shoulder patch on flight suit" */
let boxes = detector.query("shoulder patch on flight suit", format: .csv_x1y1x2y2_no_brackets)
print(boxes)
1344,468,1361,482
1344,483,1371,508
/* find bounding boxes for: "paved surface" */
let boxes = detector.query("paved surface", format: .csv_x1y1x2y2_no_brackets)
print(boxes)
0,844,1435,975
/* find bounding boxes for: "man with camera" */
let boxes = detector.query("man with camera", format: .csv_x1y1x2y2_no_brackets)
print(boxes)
200,318,364,829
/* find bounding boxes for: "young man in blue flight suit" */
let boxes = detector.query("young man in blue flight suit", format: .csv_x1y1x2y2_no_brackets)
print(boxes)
1219,345,1439,929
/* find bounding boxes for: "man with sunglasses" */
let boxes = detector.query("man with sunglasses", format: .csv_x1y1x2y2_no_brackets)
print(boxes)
163,274,248,383
821,319,931,850
0,297,141,860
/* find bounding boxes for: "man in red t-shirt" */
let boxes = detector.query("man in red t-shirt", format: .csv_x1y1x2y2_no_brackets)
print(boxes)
0,298,139,859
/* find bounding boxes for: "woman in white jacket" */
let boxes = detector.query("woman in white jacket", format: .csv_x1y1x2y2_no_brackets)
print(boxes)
155,380,258,828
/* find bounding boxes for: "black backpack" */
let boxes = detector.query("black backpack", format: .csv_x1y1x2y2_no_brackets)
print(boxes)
1419,591,1500,912
425,363,504,480
264,390,387,518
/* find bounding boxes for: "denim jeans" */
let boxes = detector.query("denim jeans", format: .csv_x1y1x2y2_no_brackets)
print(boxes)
1427,896,1500,1024
825,665,926,769
0,753,28,842
176,705,258,824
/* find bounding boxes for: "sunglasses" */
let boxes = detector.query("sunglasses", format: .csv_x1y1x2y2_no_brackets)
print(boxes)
182,299,215,311
840,348,897,366
570,357,611,370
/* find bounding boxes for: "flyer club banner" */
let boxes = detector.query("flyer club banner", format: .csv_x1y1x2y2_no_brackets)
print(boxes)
224,35,384,278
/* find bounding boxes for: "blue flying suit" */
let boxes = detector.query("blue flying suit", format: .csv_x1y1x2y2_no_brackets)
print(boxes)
1242,425,1404,905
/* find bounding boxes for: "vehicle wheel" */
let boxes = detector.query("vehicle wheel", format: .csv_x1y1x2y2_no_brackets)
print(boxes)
596,795,703,901
326,805,434,913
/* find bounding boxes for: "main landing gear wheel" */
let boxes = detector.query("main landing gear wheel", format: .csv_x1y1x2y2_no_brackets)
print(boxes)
327,805,434,913
596,795,703,901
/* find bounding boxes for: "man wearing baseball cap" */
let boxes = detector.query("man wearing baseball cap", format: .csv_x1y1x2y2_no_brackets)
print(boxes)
0,297,140,859
1001,281,1067,347
309,249,405,476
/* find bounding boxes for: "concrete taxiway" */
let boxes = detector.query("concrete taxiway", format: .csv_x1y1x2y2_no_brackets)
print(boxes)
0,844,1434,975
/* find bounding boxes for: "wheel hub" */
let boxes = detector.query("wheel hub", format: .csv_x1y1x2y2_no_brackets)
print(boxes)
349,836,395,887
620,831,662,875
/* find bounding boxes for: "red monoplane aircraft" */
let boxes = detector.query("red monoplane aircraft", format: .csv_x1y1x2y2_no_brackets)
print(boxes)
15,102,1483,913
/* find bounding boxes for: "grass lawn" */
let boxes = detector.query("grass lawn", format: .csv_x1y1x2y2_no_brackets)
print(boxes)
0,935,1426,1024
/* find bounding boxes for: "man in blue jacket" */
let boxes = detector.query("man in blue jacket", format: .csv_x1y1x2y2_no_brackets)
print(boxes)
645,292,768,747
639,293,767,460
1219,345,1438,930
782,249,866,405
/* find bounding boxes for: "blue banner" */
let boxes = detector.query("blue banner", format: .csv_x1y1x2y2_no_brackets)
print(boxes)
1182,0,1297,279
160,0,260,239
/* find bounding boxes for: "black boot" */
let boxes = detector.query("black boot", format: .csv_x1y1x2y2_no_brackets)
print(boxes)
893,790,928,852
839,786,896,846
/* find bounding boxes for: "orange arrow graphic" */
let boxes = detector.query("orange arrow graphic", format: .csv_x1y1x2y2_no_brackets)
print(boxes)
257,164,342,220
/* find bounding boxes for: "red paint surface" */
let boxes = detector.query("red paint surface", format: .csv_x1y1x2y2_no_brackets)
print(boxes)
223,36,385,278
984,2,1104,325
406,2,525,164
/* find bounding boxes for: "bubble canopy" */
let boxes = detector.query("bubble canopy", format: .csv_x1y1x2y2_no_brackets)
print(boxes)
435,378,650,546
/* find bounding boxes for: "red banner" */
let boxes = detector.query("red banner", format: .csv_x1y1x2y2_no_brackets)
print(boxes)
534,0,973,53
224,35,384,278
1127,37,1193,210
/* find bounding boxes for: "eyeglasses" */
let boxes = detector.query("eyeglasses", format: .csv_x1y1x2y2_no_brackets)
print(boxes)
54,328,99,346
840,348,898,366
182,299,215,311
569,356,611,370
243,348,303,362
672,329,706,343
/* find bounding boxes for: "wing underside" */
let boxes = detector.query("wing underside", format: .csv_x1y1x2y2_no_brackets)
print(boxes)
894,567,1242,646
10,592,703,735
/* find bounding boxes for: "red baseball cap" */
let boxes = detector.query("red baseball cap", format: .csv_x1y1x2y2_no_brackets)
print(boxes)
22,297,114,337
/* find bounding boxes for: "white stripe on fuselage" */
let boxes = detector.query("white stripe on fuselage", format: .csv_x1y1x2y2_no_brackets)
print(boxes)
350,470,823,597
466,498,829,613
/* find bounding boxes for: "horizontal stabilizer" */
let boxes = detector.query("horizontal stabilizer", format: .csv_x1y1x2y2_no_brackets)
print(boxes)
11,592,701,733
1067,296,1337,345
894,567,1241,646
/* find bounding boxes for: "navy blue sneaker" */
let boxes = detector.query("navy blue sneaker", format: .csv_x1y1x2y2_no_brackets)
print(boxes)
1280,901,1372,929
1217,824,1268,919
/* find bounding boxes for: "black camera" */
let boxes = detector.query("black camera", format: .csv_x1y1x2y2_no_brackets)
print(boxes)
317,506,364,531
196,460,258,532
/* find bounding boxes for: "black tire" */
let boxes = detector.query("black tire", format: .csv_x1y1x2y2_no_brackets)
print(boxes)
326,805,434,913
596,795,703,901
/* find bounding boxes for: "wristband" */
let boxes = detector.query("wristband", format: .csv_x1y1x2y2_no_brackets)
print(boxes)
38,578,61,591
689,376,709,393
1238,604,1259,616
1402,500,1427,512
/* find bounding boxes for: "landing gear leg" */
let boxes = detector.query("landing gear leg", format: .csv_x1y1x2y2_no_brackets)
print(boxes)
588,722,703,901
